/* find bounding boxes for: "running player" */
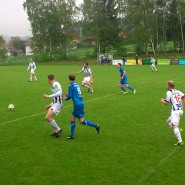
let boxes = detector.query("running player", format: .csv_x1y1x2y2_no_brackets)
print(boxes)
27,58,38,82
160,81,185,146
150,57,158,72
64,74,100,139
117,63,136,94
43,74,62,137
75,62,93,93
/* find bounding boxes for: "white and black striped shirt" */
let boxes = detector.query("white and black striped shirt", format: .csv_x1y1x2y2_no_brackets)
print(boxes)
165,89,185,111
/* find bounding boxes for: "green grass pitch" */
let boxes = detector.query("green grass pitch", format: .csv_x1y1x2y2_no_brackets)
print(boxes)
1,64,185,185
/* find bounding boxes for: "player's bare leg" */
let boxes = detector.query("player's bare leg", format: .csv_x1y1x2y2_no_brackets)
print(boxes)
166,118,183,146
173,126,183,146
29,72,33,82
45,109,62,137
82,80,90,90
33,74,38,81
88,81,93,93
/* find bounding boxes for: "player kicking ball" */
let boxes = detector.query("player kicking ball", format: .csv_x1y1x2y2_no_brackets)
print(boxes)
160,81,185,146
117,63,136,94
63,74,100,139
43,74,62,138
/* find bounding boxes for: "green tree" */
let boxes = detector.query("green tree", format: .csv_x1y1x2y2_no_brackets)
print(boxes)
123,0,158,54
177,0,185,52
0,36,7,61
23,0,77,60
9,36,22,51
82,0,121,53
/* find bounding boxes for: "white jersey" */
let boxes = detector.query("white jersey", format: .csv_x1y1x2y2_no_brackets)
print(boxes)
81,67,92,77
27,62,36,71
165,89,185,111
151,58,156,65
49,81,63,106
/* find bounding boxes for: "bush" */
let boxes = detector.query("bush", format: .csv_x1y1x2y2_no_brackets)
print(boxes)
34,52,52,62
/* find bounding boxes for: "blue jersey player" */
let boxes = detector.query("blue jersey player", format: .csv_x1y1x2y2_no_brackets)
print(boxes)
64,74,100,139
117,63,136,94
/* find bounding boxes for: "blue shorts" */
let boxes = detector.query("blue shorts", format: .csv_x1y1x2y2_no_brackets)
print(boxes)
72,105,84,119
120,76,128,85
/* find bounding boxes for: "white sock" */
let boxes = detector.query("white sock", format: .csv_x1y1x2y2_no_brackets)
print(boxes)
30,77,32,81
84,84,90,89
174,128,182,142
50,120,60,131
34,76,38,81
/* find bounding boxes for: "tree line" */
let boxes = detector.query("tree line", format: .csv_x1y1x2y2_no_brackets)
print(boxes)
1,0,185,62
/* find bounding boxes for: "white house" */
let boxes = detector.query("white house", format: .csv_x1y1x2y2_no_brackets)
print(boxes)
23,40,33,55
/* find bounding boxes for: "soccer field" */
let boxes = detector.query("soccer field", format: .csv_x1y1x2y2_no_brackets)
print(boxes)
1,64,185,185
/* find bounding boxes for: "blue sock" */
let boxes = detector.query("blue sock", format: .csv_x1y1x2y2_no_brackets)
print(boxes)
127,86,134,91
82,120,97,128
120,86,126,92
70,121,76,136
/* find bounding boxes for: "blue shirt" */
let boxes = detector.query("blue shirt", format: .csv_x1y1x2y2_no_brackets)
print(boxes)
119,67,127,78
66,82,84,107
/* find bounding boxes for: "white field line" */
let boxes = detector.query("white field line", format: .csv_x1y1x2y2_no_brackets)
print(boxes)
0,92,120,126
138,147,179,184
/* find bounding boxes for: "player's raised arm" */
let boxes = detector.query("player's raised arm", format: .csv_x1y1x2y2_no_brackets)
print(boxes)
75,70,82,74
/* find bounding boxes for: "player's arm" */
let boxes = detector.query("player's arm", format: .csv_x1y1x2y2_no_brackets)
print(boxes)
161,92,170,106
64,85,73,100
90,74,93,83
89,69,93,82
75,67,84,74
121,70,126,80
34,63,36,70
43,90,61,98
43,85,62,98
75,70,82,74
160,98,169,105
75,71,82,74
27,64,30,71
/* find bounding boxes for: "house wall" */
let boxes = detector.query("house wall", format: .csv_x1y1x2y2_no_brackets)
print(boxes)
25,46,33,55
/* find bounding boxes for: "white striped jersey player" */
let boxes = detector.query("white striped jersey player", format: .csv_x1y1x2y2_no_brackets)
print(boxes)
49,81,63,115
27,61,36,74
150,57,158,72
165,89,185,126
81,66,92,77
81,66,92,84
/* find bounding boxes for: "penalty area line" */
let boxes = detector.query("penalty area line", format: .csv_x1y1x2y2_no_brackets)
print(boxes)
0,92,120,126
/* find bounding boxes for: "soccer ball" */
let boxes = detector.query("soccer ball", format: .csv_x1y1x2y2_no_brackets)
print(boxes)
8,104,14,110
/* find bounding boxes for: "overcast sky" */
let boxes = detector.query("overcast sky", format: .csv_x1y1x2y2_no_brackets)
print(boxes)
0,0,83,37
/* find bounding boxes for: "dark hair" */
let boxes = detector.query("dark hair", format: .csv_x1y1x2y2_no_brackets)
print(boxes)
69,74,75,81
84,62,88,66
48,74,55,80
118,63,122,66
